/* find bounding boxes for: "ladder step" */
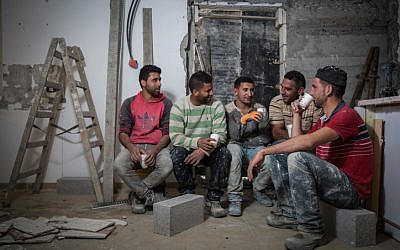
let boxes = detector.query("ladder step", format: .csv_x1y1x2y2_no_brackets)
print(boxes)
75,80,87,90
35,111,54,118
82,111,95,118
27,140,48,148
45,80,62,90
90,140,104,148
18,169,41,180
54,50,62,59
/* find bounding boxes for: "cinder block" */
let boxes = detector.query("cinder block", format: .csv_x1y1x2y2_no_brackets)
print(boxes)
320,201,376,247
56,177,94,195
154,194,204,236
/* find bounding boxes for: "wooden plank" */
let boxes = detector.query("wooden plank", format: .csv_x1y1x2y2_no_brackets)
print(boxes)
57,226,115,239
104,0,124,202
11,217,55,236
49,218,114,232
370,119,384,226
143,8,154,65
358,95,400,107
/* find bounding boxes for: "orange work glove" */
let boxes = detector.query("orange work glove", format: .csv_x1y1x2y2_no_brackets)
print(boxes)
240,111,262,125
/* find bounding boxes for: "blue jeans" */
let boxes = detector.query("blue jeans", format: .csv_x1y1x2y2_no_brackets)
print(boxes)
268,151,360,233
171,145,231,201
114,145,173,196
227,143,264,201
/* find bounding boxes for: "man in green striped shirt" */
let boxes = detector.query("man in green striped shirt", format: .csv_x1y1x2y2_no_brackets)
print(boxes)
169,71,231,218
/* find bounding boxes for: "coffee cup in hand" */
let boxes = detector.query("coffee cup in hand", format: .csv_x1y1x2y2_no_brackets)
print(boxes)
257,107,266,118
210,133,220,146
140,154,148,169
299,93,314,109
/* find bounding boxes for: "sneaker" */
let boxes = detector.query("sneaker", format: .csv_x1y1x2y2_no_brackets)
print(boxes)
266,213,298,230
206,200,227,218
143,189,155,207
284,232,329,250
129,192,145,214
228,201,242,217
253,189,273,207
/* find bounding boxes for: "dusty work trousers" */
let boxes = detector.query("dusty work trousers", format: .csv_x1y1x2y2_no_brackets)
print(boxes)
268,151,360,233
171,145,231,201
227,143,264,202
114,145,173,196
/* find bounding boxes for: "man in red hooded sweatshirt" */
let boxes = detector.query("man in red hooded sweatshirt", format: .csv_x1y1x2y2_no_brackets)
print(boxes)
115,65,173,214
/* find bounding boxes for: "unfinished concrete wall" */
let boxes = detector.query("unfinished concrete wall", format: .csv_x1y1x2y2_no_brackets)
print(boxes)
286,0,393,102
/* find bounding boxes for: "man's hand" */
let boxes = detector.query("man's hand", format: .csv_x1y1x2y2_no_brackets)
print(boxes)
184,149,205,166
240,111,262,125
143,148,158,167
247,150,266,181
197,138,216,152
291,99,304,114
129,145,142,163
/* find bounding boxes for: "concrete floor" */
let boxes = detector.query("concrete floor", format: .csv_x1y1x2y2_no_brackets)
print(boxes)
0,186,399,250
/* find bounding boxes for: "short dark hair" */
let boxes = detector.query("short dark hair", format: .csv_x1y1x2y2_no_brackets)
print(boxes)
189,71,212,92
284,70,306,89
139,65,161,83
234,76,254,88
320,80,346,99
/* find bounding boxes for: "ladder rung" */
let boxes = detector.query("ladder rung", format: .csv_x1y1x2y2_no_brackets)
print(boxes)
75,80,87,90
36,111,54,118
45,80,62,90
82,111,95,118
18,169,41,180
27,140,48,148
90,140,104,148
54,51,62,59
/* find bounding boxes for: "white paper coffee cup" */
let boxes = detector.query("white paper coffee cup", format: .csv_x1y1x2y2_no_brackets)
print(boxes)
299,93,314,109
140,154,148,169
257,107,266,118
210,133,220,145
286,124,293,138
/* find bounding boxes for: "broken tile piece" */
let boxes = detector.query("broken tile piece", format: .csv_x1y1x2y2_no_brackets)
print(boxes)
57,226,116,239
104,219,127,227
12,217,55,236
49,218,114,232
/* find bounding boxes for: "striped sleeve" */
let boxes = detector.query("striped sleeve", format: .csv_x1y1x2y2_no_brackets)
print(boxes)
269,95,284,125
211,100,227,144
169,99,199,150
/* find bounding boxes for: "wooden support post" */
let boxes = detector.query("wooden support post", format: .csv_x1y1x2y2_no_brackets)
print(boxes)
0,0,3,97
104,0,124,202
143,8,153,65
371,119,384,226
275,8,287,83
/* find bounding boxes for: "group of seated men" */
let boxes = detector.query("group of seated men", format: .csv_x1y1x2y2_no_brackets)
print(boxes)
114,64,373,250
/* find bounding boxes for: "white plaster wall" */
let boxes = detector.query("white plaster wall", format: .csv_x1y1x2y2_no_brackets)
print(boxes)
1,0,187,183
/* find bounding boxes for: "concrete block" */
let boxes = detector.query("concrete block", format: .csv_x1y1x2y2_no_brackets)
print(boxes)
154,194,204,236
56,177,94,195
320,201,376,247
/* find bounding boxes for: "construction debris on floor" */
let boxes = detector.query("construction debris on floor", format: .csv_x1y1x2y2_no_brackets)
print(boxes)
0,216,127,245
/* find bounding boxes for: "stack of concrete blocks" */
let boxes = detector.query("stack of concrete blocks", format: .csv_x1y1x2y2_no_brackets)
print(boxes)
56,177,94,195
154,194,204,236
320,201,376,247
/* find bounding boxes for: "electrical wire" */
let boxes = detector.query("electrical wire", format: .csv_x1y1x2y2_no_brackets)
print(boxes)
126,0,141,61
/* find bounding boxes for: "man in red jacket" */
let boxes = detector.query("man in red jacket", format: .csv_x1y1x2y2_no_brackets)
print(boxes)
115,65,173,214
247,65,372,249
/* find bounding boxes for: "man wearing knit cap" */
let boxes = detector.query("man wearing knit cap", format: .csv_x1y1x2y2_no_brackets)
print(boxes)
247,65,373,249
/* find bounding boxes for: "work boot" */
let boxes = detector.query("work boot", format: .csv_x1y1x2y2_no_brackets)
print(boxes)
266,213,298,230
206,200,227,218
253,189,273,207
284,232,329,250
228,201,242,217
129,192,145,214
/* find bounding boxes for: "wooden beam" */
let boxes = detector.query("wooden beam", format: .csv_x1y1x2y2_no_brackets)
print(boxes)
104,0,124,202
143,8,153,65
370,119,384,226
0,0,3,98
